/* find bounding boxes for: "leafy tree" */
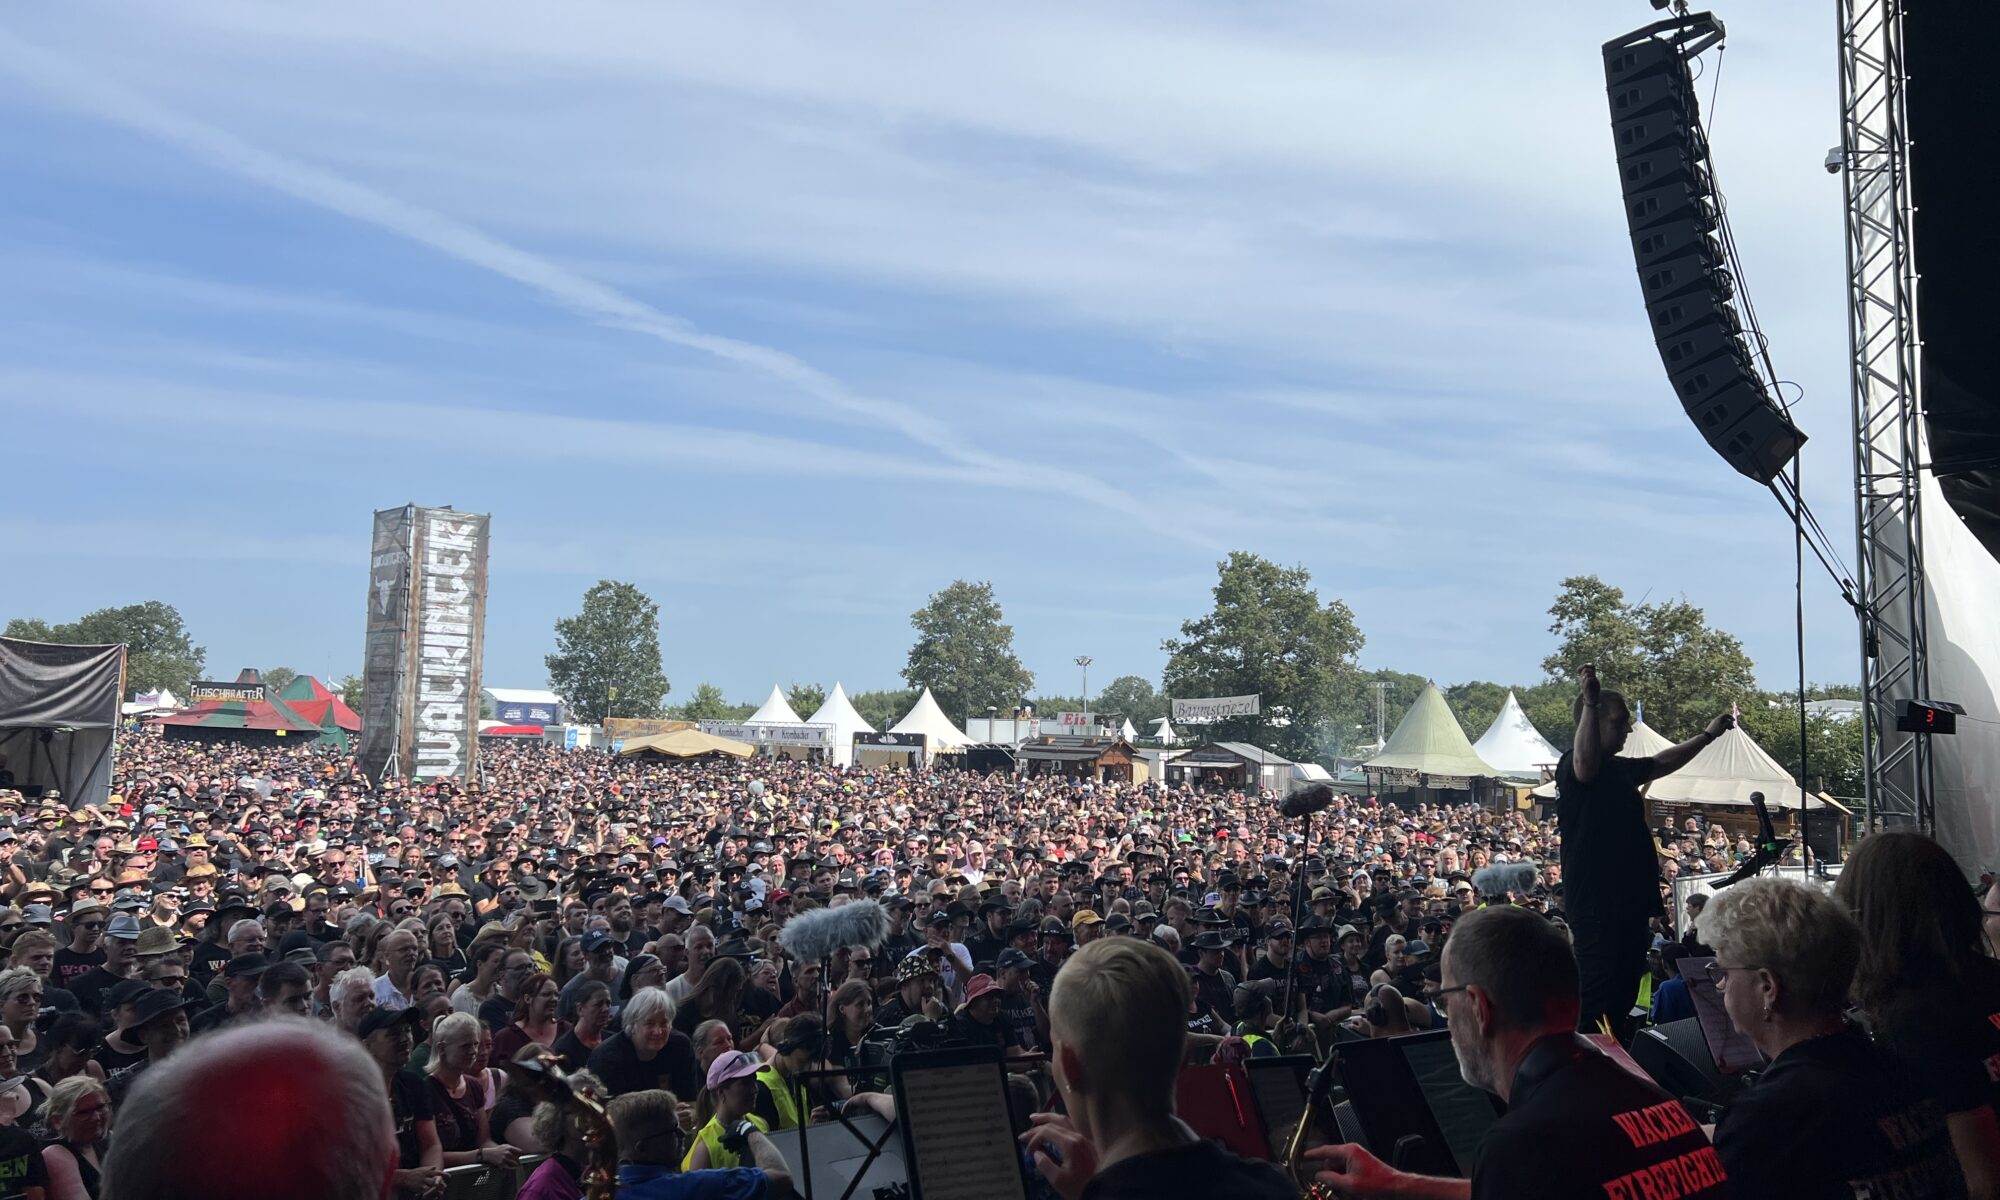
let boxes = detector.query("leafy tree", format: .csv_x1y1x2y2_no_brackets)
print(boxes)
1359,669,1430,752
262,667,298,695
787,683,827,718
544,580,669,724
1519,680,1581,754
4,618,54,642
1162,552,1366,764
849,687,918,732
1027,695,1083,719
902,581,1035,723
673,683,735,722
5,602,206,696
336,674,365,711
1093,675,1167,727
1540,576,1755,741
1443,680,1513,742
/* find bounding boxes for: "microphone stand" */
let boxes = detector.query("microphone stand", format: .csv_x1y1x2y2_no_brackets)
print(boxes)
1280,811,1314,1043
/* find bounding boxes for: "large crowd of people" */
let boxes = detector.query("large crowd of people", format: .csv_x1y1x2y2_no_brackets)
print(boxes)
0,700,1993,1199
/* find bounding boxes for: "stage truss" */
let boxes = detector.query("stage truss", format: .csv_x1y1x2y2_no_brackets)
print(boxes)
1838,0,1931,829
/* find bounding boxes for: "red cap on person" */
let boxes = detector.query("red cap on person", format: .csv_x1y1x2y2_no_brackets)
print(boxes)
963,974,1002,1003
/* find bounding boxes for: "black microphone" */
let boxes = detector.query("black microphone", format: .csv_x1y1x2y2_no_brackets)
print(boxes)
1712,792,1790,890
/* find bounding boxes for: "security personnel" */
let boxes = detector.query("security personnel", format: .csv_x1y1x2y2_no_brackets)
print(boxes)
1232,979,1284,1058
752,1016,822,1132
1305,906,1730,1200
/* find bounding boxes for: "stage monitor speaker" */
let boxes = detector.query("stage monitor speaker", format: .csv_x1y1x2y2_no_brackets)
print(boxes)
1604,20,1804,485
1631,1018,1731,1102
1907,0,2000,561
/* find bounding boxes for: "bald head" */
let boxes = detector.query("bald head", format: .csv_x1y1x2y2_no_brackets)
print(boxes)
103,1017,392,1200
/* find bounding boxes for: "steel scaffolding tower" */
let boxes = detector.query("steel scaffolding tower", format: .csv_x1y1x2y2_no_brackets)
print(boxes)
1838,0,1931,829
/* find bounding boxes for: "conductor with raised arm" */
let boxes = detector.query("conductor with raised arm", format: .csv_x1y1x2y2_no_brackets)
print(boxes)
1557,666,1732,1041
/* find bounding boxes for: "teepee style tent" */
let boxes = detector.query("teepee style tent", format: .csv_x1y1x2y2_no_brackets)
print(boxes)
1637,724,1800,808
1364,682,1502,783
806,683,874,767
743,685,804,726
1472,691,1562,779
890,687,972,752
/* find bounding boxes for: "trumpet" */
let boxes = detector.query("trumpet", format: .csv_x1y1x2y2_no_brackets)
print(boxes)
502,1051,621,1200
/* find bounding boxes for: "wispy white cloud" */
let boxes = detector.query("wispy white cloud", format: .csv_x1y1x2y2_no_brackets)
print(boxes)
0,28,1199,546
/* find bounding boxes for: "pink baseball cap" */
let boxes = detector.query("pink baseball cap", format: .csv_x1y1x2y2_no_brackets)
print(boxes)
706,1050,762,1091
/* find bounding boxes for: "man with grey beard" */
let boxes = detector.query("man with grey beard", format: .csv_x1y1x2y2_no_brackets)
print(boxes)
1304,906,1730,1200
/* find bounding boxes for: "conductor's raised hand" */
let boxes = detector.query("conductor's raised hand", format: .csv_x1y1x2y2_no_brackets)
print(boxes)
1579,664,1600,706
1704,711,1736,739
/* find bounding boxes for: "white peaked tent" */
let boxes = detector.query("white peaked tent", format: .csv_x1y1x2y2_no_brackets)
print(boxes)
806,683,874,767
1639,724,1801,808
1151,717,1180,746
743,685,803,726
1119,718,1138,742
890,687,972,753
1472,691,1562,779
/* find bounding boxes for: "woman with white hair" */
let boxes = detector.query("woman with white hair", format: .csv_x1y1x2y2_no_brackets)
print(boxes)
1703,877,1965,1198
586,986,700,1100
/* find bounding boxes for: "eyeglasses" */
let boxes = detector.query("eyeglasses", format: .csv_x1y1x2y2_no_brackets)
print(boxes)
76,922,106,932
849,956,872,966
89,886,115,895
1704,962,1760,987
1433,984,1471,1002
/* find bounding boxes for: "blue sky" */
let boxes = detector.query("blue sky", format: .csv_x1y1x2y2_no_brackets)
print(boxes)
0,2,1860,707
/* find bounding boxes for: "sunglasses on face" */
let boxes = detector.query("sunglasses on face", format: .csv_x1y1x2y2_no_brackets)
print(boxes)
76,922,106,931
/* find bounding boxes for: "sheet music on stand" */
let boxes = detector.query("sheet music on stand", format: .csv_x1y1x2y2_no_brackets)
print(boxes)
891,1047,1030,1200
1678,956,1766,1074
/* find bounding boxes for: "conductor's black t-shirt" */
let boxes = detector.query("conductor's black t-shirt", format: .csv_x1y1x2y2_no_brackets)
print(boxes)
1555,753,1663,920
1713,1026,1965,1199
1473,1034,1728,1200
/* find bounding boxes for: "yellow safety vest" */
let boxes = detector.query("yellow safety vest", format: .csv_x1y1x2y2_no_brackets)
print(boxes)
756,1065,810,1132
683,1113,769,1172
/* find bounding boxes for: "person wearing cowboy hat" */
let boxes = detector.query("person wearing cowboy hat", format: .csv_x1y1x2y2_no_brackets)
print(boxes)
1188,930,1239,1033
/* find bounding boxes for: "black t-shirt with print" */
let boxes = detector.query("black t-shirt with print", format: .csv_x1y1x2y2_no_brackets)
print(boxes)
1714,1026,1965,1199
390,1068,435,1169
1473,1034,1729,1200
51,946,103,994
0,1124,48,1200
425,1070,488,1153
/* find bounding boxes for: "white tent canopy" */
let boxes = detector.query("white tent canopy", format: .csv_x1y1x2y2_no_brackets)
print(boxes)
806,682,874,767
1472,691,1562,778
1640,724,1801,808
1118,718,1138,742
1151,717,1180,746
743,685,804,726
890,687,972,750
